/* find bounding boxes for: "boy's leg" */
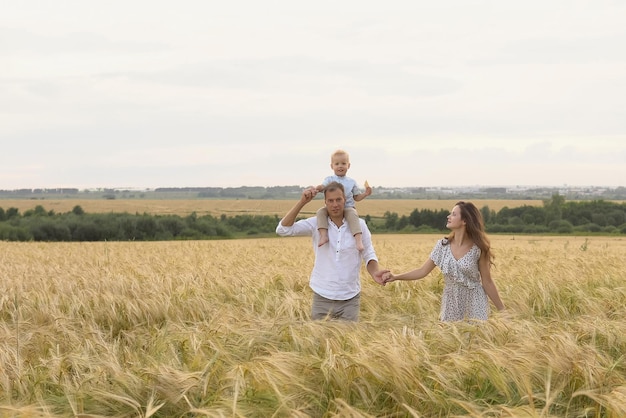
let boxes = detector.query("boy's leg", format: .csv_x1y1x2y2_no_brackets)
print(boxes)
316,206,329,247
344,207,364,251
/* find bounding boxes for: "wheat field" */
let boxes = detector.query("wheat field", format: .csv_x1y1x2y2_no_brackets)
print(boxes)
1,235,625,417
0,199,543,218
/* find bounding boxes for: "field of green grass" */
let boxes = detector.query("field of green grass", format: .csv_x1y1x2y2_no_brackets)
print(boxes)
1,235,625,417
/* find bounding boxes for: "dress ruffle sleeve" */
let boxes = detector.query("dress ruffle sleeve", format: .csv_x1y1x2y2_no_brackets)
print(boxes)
429,239,482,289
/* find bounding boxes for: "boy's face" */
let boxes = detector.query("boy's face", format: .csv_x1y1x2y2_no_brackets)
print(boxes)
330,155,350,177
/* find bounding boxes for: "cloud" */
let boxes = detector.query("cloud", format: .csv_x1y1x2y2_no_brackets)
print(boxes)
0,27,171,54
0,1,624,189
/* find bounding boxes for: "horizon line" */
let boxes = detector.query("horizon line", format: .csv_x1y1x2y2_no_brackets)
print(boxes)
1,184,624,192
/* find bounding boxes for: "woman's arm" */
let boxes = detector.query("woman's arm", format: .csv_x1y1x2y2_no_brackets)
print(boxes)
479,256,505,311
384,259,436,283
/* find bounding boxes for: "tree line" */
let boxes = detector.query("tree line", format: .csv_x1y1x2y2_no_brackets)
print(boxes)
0,194,624,242
0,205,279,241
378,195,626,235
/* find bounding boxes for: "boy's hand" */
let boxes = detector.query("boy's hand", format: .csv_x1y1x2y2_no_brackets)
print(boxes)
364,180,372,197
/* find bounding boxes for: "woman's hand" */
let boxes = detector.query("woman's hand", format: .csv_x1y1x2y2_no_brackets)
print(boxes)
383,272,396,283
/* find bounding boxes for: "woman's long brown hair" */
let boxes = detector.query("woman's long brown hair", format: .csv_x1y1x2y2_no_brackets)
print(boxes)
447,201,494,266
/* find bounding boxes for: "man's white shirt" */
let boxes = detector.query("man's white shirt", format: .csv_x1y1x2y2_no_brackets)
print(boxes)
276,216,378,300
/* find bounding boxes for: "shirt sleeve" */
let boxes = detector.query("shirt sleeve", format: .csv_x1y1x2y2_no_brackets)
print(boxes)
350,180,360,197
359,220,378,264
276,217,317,237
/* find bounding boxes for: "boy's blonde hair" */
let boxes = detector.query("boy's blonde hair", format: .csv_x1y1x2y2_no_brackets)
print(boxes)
331,149,350,162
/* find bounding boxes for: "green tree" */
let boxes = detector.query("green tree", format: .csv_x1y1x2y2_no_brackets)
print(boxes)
6,207,20,219
480,205,492,224
384,211,398,230
543,192,565,225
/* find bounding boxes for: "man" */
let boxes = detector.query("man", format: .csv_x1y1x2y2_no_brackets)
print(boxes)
275,181,387,321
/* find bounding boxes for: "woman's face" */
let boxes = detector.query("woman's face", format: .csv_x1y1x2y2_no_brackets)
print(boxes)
446,205,465,230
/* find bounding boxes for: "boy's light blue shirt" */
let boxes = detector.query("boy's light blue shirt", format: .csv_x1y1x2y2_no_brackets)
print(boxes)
322,175,360,207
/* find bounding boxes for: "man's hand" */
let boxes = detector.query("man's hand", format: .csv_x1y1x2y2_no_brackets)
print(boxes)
372,269,390,286
280,187,318,227
302,186,318,203
382,272,396,284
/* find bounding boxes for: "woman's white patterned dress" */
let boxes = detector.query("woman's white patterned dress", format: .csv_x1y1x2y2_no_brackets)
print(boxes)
429,239,489,321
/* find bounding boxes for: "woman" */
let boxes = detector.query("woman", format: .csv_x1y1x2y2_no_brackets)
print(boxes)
383,201,505,321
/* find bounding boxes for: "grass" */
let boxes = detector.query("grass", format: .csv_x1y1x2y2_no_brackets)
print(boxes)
1,235,625,417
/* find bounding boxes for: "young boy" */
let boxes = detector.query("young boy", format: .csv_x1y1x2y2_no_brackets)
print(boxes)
314,149,372,251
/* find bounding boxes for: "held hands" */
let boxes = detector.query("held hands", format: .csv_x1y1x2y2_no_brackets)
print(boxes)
372,269,390,286
382,271,396,284
302,186,318,203
373,270,400,286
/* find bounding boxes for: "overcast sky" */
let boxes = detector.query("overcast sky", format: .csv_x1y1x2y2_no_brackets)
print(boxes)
1,1,625,190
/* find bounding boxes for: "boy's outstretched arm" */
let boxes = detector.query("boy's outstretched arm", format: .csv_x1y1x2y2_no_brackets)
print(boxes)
354,182,372,202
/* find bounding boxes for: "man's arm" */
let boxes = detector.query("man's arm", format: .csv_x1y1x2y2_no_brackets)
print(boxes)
366,259,388,286
279,187,317,227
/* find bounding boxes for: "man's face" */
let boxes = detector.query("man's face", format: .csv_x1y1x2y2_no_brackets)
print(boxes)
324,189,345,217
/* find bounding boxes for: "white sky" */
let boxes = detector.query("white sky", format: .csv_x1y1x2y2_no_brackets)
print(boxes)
1,1,625,190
